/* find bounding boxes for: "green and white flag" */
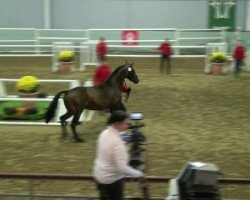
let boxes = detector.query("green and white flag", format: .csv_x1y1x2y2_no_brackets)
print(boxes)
208,0,236,30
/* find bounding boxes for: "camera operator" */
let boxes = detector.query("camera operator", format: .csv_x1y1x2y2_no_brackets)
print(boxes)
93,110,145,200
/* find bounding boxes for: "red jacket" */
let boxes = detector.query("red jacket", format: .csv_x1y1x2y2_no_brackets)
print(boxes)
92,64,129,93
159,42,171,56
93,64,112,86
233,45,245,60
96,41,107,56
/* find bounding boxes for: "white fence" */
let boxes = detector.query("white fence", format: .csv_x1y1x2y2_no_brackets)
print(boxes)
0,28,227,54
0,78,94,125
0,28,87,54
0,28,242,71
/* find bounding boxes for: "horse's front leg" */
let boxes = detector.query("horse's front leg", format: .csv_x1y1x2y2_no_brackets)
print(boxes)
70,110,84,142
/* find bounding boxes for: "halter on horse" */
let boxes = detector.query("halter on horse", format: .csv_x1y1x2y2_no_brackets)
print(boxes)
45,63,139,142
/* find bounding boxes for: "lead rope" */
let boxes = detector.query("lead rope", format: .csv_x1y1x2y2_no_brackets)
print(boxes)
124,81,131,103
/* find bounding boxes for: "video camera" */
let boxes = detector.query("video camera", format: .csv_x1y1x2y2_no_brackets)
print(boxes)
122,112,146,145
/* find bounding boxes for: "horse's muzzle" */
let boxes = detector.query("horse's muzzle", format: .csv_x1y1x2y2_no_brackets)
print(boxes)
134,79,139,84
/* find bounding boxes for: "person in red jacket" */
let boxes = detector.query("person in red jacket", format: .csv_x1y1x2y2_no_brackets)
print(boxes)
233,39,246,77
96,37,107,63
158,39,172,74
92,61,131,94
93,60,111,86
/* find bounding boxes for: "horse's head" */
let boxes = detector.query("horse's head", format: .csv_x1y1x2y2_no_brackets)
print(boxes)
124,63,139,84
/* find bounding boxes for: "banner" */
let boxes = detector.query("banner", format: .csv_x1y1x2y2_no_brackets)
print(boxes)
208,0,236,30
121,30,139,46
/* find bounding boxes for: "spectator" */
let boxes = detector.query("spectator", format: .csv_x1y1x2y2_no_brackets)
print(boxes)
233,39,246,77
96,37,107,63
92,61,131,93
158,39,172,74
93,110,145,200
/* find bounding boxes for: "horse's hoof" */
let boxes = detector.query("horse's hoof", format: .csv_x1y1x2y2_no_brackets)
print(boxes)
75,138,85,143
61,121,68,127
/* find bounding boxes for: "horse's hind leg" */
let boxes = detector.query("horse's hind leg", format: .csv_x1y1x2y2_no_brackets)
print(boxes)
70,110,84,142
60,112,73,139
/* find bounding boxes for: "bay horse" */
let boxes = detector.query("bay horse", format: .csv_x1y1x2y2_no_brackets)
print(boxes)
45,63,139,142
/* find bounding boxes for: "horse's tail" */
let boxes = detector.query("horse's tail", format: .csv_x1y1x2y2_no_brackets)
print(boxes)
45,90,68,123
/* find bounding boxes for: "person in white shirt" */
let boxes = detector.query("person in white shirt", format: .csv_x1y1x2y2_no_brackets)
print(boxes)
93,110,145,200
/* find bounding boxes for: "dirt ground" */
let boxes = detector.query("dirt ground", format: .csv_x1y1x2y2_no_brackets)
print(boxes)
0,56,250,198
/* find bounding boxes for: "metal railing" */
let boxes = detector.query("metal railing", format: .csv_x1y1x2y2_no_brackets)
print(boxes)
0,173,249,200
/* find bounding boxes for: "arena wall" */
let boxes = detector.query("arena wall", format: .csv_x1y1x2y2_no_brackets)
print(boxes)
0,0,248,29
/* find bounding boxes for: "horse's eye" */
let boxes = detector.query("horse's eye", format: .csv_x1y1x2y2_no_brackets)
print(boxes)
128,67,132,72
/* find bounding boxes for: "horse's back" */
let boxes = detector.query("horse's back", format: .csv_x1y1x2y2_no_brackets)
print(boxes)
64,84,122,111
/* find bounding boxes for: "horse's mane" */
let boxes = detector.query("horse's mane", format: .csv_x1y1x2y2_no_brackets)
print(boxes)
108,64,127,80
112,64,126,75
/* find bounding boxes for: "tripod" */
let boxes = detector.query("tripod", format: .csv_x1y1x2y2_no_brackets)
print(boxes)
128,130,150,200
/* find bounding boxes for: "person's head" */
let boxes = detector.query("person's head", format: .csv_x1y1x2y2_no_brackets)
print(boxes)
107,110,129,132
100,37,105,41
237,39,242,46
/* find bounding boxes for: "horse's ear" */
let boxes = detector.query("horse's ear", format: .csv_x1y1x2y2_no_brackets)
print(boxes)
131,62,134,66
125,60,128,65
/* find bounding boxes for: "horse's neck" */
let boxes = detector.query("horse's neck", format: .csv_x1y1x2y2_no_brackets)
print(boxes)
107,67,125,89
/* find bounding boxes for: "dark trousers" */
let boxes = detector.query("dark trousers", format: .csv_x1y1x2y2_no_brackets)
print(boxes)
96,179,124,200
234,60,242,77
160,55,171,74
